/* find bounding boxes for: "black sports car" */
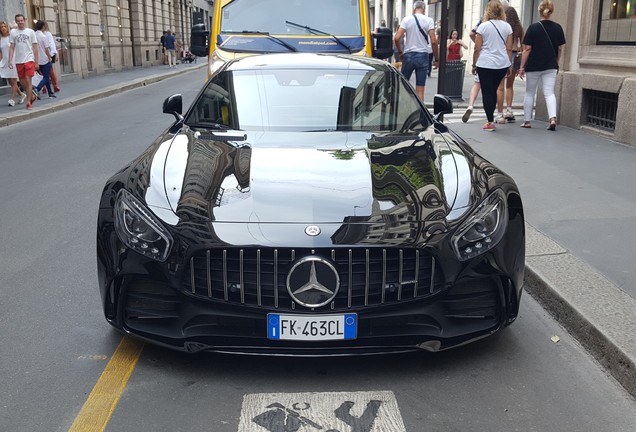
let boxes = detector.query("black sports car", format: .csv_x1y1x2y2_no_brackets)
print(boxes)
97,53,525,355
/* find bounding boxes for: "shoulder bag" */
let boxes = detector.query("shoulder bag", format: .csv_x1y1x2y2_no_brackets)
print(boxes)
413,15,430,44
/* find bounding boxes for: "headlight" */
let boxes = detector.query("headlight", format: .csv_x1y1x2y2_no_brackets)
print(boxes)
451,189,508,261
114,189,173,262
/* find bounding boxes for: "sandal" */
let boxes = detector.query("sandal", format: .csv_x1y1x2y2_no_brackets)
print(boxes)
520,122,531,128
547,117,557,131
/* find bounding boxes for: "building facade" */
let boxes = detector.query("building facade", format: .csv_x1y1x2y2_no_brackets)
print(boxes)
0,0,211,83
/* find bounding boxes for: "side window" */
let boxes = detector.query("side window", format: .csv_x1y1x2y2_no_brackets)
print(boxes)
191,73,234,126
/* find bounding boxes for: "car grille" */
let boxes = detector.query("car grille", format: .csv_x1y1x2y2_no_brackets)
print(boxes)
183,248,444,312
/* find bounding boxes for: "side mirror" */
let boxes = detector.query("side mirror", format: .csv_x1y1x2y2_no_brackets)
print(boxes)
163,94,183,122
433,94,453,122
372,27,393,60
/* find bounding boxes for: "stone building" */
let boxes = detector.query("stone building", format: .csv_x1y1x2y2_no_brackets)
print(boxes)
0,0,211,81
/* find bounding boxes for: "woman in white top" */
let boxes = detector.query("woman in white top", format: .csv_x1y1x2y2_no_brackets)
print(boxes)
472,1,513,131
0,20,26,106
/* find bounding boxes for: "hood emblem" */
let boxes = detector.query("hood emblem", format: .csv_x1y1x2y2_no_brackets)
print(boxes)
304,225,321,236
287,256,340,308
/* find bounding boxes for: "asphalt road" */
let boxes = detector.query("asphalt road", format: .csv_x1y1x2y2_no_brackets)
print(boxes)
1,68,635,432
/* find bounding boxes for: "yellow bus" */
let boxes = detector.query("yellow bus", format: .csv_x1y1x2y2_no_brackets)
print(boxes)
197,0,392,77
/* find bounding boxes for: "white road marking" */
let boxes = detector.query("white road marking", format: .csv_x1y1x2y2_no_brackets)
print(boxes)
238,390,406,432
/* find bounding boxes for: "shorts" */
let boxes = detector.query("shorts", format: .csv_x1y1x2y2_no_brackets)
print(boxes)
401,52,430,87
16,62,35,79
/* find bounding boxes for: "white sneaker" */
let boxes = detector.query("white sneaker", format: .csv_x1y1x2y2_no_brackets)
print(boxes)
18,93,26,104
462,106,473,123
8,99,16,107
495,113,506,124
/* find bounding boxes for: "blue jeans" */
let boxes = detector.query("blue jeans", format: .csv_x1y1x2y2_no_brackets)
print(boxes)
35,62,53,95
401,52,430,87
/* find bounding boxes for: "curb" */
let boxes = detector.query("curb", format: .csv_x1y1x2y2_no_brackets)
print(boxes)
524,224,636,399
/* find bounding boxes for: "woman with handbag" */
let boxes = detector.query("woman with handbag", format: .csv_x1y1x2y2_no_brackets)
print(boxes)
496,5,523,123
518,0,566,130
472,1,513,131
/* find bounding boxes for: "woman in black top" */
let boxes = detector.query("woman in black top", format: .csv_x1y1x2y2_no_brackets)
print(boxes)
518,0,566,130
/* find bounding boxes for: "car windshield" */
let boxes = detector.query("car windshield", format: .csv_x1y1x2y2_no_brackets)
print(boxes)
220,0,361,36
186,67,430,133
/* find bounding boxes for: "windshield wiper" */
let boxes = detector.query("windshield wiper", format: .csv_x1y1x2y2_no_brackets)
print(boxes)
285,21,353,53
188,122,235,131
188,124,247,142
221,30,298,52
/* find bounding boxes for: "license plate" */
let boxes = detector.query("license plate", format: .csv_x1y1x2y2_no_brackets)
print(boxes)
267,313,357,341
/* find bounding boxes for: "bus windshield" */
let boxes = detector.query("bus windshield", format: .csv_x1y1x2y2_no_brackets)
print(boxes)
220,0,362,36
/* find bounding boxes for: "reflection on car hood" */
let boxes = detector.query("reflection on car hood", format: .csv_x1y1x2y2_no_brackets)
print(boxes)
142,129,465,227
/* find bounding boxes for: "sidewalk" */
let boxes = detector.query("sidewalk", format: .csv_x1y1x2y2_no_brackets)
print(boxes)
0,61,205,128
1,59,634,399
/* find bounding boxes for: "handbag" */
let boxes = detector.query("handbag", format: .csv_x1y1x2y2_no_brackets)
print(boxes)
32,72,43,87
513,52,521,70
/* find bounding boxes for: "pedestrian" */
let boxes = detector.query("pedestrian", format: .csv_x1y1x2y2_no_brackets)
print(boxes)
472,1,513,131
33,20,54,99
0,20,26,106
518,0,566,131
393,1,439,101
495,5,523,123
462,0,508,123
8,13,38,110
447,29,467,60
44,22,60,93
160,30,167,65
165,29,177,68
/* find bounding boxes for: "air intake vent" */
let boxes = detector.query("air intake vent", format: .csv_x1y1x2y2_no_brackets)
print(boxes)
584,89,618,132
124,279,180,320
443,279,499,319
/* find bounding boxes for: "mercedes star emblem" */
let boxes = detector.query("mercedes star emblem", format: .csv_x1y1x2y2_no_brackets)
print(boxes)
286,256,340,308
304,225,321,236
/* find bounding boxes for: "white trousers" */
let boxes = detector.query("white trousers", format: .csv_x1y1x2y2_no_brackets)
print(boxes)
167,49,176,67
523,69,558,121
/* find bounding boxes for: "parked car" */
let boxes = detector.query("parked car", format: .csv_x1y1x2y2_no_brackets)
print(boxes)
96,53,525,355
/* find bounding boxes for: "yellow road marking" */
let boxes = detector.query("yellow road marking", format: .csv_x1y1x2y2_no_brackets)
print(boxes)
68,336,144,432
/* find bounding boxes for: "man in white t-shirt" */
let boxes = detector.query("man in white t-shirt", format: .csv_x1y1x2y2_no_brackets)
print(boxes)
8,14,38,110
393,1,439,101
34,20,54,99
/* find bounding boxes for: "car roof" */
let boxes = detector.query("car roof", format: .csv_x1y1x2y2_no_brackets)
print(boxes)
226,53,384,71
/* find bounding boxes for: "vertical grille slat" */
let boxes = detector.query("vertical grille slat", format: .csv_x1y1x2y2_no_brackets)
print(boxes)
186,248,443,311
348,249,353,308
398,249,403,301
274,249,279,308
430,256,436,294
381,249,387,304
364,249,370,306
223,249,228,301
206,250,212,298
414,250,419,298
257,249,262,306
239,249,244,304
190,257,196,294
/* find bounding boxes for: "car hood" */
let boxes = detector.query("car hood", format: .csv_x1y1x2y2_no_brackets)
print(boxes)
141,128,469,228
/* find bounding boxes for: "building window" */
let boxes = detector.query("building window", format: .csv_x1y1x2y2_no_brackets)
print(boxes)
598,0,636,44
